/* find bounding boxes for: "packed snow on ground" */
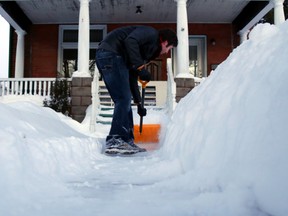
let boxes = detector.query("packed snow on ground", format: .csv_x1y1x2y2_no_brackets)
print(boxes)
1,21,288,216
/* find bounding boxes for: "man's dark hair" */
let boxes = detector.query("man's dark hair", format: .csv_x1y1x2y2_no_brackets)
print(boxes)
159,29,178,47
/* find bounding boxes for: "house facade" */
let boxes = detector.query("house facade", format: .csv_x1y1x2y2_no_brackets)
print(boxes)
8,22,236,80
0,0,286,122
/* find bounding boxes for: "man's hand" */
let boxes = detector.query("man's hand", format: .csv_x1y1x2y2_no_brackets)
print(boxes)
138,69,151,81
137,104,147,117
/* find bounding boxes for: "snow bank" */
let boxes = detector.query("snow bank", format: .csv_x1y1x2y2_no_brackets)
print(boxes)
0,102,101,215
162,22,288,216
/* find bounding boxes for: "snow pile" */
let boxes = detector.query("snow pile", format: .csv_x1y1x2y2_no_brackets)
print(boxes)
0,102,100,214
162,22,288,215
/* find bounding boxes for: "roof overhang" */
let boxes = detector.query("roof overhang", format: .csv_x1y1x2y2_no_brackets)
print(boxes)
0,0,272,33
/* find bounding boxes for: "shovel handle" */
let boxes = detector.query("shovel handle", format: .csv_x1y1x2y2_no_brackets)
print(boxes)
138,79,149,88
138,79,149,134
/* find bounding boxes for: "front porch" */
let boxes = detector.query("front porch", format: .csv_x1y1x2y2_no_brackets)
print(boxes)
0,59,200,133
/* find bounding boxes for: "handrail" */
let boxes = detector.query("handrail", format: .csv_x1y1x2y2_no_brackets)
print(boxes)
89,66,101,133
166,58,177,116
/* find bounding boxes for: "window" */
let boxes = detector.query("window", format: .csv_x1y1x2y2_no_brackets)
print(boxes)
189,36,207,78
58,25,107,77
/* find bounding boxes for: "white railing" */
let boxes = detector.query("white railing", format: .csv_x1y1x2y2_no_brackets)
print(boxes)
0,78,71,97
166,58,177,116
90,66,101,133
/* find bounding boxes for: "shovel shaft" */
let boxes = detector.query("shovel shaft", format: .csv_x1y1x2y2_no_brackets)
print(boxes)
139,86,146,134
138,79,148,134
139,116,143,134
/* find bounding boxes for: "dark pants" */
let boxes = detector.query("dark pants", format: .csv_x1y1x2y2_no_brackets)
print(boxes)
95,49,134,143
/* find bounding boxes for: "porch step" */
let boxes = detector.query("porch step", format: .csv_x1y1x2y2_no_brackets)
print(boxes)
99,113,113,118
96,106,113,125
99,83,157,106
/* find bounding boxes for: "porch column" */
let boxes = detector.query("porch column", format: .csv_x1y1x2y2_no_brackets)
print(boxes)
14,30,26,78
71,0,91,122
175,0,192,78
272,0,285,25
74,0,90,77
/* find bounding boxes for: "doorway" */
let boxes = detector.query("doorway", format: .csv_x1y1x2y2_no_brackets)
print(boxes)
189,36,207,78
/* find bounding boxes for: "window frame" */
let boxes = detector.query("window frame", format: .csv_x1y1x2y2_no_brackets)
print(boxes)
57,24,107,76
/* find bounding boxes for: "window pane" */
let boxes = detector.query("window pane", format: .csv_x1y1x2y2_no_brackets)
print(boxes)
61,49,97,78
64,49,77,59
63,29,103,43
189,46,198,77
89,49,96,77
90,49,96,60
62,49,77,77
63,30,78,42
189,46,197,61
90,29,103,42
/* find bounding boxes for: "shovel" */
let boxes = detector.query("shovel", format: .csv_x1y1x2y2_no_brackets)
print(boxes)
138,80,149,134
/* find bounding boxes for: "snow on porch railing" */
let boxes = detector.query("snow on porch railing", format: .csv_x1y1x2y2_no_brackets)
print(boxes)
166,58,177,116
0,78,71,97
90,65,101,133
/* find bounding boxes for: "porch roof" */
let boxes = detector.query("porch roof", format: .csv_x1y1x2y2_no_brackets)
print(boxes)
0,0,270,32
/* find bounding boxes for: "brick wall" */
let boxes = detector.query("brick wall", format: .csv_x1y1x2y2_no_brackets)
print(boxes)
29,25,59,77
11,24,59,78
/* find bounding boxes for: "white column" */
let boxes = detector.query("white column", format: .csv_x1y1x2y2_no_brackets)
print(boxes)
175,0,192,78
14,30,26,78
272,0,285,25
74,0,90,77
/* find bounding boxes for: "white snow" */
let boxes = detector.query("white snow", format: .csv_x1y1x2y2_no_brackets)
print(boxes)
1,21,288,216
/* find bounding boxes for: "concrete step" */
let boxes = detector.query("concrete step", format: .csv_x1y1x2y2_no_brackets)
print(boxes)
96,106,113,124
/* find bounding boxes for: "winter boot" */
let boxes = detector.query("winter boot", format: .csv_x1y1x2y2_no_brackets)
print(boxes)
105,137,140,155
127,139,147,152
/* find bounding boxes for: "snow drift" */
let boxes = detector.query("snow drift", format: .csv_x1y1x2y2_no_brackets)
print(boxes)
0,102,100,215
162,22,288,216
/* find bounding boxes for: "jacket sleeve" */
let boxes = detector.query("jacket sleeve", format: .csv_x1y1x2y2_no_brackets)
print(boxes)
129,70,141,104
124,26,158,69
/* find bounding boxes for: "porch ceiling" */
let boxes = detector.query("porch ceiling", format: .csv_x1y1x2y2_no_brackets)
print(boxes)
14,0,259,24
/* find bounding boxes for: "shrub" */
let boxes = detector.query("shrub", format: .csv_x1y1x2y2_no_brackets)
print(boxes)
43,78,71,116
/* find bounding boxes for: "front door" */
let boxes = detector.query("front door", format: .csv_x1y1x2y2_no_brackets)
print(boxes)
189,36,207,78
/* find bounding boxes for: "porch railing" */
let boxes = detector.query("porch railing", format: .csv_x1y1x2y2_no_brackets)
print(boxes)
0,78,69,97
0,77,171,105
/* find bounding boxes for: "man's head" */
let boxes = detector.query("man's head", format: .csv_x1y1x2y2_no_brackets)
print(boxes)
159,29,178,55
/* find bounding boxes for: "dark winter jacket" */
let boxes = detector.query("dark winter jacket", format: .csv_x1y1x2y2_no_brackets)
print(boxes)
98,26,161,103
98,26,161,69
